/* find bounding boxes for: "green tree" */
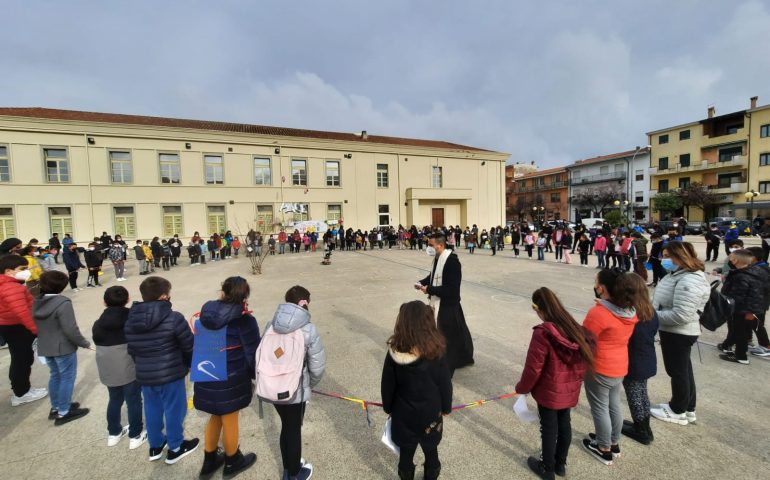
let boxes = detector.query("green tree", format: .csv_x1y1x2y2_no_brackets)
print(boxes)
603,209,629,227
677,182,720,219
652,192,683,218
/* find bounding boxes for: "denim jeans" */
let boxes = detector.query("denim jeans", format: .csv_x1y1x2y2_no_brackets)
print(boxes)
537,247,545,260
584,373,623,449
46,352,78,415
596,251,606,268
107,381,144,438
142,378,187,450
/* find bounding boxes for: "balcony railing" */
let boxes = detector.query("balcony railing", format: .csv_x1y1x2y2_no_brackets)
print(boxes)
569,171,626,185
515,181,568,193
707,182,747,195
650,156,747,175
701,128,748,148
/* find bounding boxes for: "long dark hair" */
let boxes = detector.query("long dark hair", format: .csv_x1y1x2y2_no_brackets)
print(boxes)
221,276,250,305
596,269,654,321
388,301,446,360
532,287,594,368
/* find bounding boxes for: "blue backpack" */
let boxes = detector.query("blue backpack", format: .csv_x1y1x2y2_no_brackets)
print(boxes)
190,317,228,383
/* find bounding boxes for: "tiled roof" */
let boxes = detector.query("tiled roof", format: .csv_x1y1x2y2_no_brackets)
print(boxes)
571,147,650,167
0,107,494,153
517,166,567,179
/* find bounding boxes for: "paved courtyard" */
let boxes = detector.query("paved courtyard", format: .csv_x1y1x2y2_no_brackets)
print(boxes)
1,239,768,479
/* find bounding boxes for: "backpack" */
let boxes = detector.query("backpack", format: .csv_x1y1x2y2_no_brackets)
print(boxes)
190,318,228,382
698,280,734,331
254,325,305,403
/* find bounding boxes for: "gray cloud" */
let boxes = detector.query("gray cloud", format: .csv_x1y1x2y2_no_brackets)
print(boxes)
2,0,769,166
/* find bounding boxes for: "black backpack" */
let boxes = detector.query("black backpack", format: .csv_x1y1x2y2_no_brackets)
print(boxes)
698,280,734,331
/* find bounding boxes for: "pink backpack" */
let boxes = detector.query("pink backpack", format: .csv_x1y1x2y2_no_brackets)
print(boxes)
254,325,305,403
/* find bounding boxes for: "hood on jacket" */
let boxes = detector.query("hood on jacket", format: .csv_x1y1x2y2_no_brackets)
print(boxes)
538,322,584,365
388,347,419,365
32,295,70,320
96,306,130,331
632,237,649,247
730,264,770,283
199,300,244,330
127,301,174,333
271,303,310,334
597,299,637,321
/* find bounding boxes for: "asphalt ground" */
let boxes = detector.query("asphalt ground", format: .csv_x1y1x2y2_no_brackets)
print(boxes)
1,236,767,479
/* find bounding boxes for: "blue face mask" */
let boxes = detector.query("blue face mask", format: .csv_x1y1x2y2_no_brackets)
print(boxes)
661,258,677,272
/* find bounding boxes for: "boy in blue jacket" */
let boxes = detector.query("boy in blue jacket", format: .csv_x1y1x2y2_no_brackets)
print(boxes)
125,276,198,464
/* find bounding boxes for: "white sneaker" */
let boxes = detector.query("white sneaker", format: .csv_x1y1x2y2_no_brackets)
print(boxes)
117,277,127,282
129,430,148,450
11,388,48,406
650,404,688,425
749,345,770,357
686,411,697,424
107,426,129,447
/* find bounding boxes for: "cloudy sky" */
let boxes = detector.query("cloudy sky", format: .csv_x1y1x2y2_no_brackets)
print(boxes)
3,0,769,166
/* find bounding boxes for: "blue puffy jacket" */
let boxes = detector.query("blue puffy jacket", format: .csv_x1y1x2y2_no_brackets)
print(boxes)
62,247,84,272
193,301,261,415
125,301,193,386
724,227,740,244
625,313,659,381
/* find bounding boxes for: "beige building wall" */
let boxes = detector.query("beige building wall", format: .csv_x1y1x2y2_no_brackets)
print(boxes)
749,106,770,196
0,112,509,243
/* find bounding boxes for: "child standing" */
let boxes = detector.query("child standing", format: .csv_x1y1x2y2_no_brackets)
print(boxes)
92,286,147,449
381,301,452,480
142,241,155,273
516,288,594,479
536,233,546,261
63,242,85,291
33,271,91,424
524,231,535,259
187,242,199,266
134,240,148,275
268,235,276,255
259,286,326,480
108,241,127,281
194,277,261,478
232,237,241,258
561,231,573,265
84,242,103,287
578,235,591,267
125,277,198,464
161,240,171,271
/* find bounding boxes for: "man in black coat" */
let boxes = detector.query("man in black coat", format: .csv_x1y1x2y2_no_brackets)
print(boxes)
417,234,474,376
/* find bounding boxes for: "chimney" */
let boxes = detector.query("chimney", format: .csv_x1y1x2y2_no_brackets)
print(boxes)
707,106,716,118
751,96,758,109
361,130,368,140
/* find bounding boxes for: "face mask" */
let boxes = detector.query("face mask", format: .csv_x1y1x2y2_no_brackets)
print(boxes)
30,244,38,248
593,287,601,299
426,246,437,256
729,248,739,253
661,258,677,272
14,270,32,282
32,251,40,256
88,247,95,251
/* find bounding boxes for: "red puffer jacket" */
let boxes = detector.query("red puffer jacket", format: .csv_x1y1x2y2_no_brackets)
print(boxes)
0,275,37,334
515,322,588,409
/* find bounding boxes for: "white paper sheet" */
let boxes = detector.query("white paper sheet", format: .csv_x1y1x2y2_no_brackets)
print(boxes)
381,417,400,455
513,394,538,423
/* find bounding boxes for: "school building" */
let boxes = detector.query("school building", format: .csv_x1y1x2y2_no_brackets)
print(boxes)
0,108,509,243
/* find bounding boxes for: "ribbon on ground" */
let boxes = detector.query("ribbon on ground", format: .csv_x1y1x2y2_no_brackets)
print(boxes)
311,389,518,427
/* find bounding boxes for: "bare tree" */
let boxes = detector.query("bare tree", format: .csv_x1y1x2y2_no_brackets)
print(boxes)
232,217,270,275
514,196,534,220
677,182,720,219
572,188,623,217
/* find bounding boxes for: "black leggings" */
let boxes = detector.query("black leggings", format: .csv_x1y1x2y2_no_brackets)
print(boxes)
68,270,78,289
623,378,650,422
659,331,697,414
538,404,571,471
0,324,35,397
274,402,305,476
399,443,439,473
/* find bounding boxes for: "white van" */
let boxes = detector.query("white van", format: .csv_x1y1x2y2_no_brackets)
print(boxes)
578,218,604,227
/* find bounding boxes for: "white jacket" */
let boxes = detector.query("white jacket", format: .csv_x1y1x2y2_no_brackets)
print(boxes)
652,269,710,336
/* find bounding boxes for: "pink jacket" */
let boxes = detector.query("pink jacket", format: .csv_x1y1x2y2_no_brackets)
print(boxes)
594,236,607,252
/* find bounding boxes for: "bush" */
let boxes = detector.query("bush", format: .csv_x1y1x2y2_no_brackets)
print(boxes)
604,210,629,227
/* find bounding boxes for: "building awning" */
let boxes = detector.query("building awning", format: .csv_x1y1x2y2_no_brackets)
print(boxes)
731,201,770,209
405,188,473,201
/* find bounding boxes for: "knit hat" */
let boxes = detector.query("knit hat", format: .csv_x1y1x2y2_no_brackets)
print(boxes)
0,238,22,254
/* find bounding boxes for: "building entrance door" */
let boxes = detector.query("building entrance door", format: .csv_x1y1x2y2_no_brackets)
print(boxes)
432,208,445,227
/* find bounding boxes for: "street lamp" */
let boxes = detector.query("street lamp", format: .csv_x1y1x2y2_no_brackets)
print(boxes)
613,199,630,221
745,190,759,220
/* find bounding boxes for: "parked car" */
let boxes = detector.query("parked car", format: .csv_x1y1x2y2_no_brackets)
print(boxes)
577,217,604,228
711,217,754,236
547,220,576,230
685,222,704,235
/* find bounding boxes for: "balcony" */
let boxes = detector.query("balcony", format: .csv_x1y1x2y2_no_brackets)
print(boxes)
700,128,748,149
516,181,568,193
707,182,747,195
569,171,626,185
650,156,747,175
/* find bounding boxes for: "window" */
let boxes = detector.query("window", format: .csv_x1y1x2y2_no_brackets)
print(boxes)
113,206,136,239
378,205,390,226
327,204,342,222
109,151,133,184
659,157,669,170
572,170,580,178
0,207,15,242
0,145,9,182
256,205,273,230
44,148,69,182
719,146,742,162
635,191,644,203
207,205,226,233
159,153,181,184
761,124,770,138
614,163,624,172
325,160,340,186
760,181,770,194
717,172,742,188
293,203,309,222
432,166,443,188
761,153,770,166
680,154,690,167
204,155,224,185
600,165,609,174
49,207,73,238
550,193,560,203
679,177,690,189
658,180,669,193
679,130,691,140
377,164,389,188
254,157,272,185
162,205,183,237
659,134,669,144
726,125,740,134
635,170,644,181
291,159,307,186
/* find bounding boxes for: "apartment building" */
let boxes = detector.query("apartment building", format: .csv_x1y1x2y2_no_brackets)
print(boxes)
508,167,569,223
0,108,509,242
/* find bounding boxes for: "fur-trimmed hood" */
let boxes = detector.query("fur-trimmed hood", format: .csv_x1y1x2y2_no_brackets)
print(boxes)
388,348,419,365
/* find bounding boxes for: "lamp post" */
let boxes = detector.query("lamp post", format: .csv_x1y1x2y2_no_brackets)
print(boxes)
745,190,759,221
613,199,630,222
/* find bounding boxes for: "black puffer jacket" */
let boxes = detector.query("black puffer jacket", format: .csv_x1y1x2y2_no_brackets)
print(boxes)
193,301,260,415
722,264,770,316
125,301,193,386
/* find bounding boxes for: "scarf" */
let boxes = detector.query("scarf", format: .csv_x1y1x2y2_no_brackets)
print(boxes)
428,248,452,322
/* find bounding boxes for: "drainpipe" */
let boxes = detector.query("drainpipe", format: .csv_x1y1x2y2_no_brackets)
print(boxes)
83,134,95,240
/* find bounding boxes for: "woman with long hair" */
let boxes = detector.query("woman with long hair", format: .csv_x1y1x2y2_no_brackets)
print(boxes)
650,241,710,426
582,269,649,465
516,288,594,479
381,301,452,480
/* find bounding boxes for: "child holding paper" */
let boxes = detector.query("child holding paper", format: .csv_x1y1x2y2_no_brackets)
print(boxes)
381,301,452,480
515,287,594,479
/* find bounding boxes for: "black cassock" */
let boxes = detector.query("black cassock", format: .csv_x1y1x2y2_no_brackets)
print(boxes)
420,253,475,374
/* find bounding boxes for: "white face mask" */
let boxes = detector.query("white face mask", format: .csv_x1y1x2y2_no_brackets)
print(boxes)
88,247,95,251
14,270,32,282
32,251,40,256
426,246,437,256
729,248,739,253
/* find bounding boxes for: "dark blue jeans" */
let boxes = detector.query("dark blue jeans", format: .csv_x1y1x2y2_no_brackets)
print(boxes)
142,378,187,450
107,381,144,438
46,352,77,415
